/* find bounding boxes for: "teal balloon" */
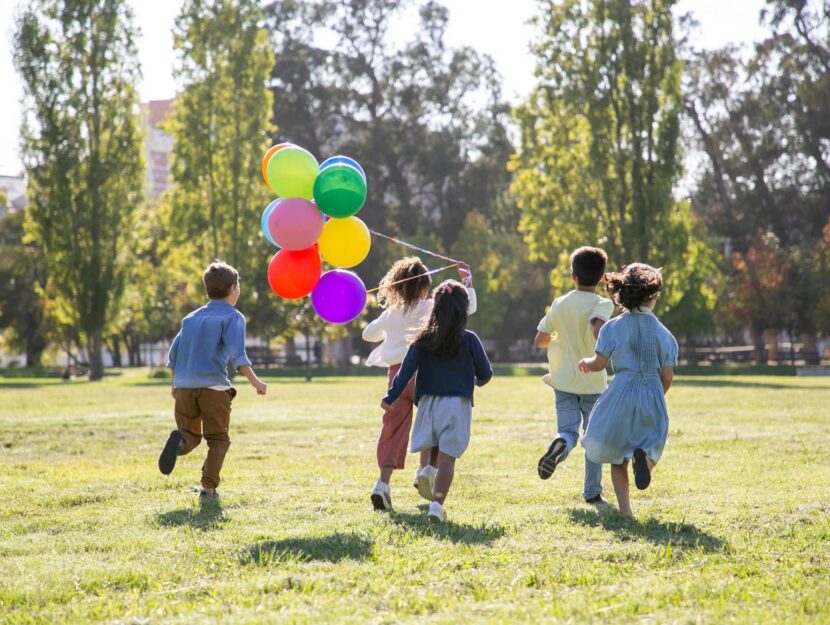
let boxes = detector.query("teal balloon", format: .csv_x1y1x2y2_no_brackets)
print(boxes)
313,164,368,218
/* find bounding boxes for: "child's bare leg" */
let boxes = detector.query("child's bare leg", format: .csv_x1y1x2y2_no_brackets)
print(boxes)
428,447,439,467
611,461,633,518
379,466,394,484
432,451,456,505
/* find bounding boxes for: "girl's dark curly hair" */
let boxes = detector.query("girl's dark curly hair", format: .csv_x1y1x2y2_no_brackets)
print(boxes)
413,280,469,357
605,263,663,311
377,257,431,312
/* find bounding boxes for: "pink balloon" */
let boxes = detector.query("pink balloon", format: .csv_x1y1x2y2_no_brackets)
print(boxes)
267,198,324,250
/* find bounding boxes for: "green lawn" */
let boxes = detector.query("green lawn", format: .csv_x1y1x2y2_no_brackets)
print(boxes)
1,371,829,624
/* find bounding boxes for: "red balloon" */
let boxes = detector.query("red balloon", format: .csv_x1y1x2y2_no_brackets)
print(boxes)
267,246,321,299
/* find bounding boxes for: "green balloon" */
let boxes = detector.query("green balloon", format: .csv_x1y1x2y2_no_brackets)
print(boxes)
266,146,319,199
313,164,368,218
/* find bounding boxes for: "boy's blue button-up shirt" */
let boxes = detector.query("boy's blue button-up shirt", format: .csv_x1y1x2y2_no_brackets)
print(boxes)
167,300,252,389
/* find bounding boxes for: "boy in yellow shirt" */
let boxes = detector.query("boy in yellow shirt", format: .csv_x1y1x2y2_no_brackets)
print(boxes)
534,247,614,503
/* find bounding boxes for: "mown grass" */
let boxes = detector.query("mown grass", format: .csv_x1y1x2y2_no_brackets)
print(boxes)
0,371,828,624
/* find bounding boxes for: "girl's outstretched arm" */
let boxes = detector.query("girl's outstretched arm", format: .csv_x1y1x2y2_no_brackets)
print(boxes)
578,353,608,373
660,366,674,394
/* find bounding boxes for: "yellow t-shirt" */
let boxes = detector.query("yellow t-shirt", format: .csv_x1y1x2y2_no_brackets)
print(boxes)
538,290,614,394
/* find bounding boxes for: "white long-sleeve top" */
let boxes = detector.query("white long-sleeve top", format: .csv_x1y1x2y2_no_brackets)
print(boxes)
362,288,477,367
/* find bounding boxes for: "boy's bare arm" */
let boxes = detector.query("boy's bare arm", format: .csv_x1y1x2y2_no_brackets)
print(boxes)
591,318,606,340
660,366,673,394
534,331,552,349
239,365,267,395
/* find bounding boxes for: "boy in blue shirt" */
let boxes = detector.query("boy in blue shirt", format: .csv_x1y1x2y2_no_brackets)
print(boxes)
158,261,267,499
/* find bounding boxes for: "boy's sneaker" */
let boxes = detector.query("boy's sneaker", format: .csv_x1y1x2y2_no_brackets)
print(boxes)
158,430,183,475
632,448,651,490
427,501,445,524
370,481,392,511
199,488,219,501
537,437,568,480
417,465,437,501
585,494,608,505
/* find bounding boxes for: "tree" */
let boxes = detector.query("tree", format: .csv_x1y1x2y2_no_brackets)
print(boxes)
167,0,274,271
511,0,712,337
0,209,51,367
264,0,537,352
684,1,830,360
14,0,145,379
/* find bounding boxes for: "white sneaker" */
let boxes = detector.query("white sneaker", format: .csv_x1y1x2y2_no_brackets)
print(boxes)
417,465,437,501
412,467,421,490
370,481,392,511
427,501,445,524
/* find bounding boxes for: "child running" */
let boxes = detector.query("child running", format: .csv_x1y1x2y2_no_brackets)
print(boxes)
363,258,476,511
534,247,614,503
381,280,492,523
578,263,678,518
158,261,267,500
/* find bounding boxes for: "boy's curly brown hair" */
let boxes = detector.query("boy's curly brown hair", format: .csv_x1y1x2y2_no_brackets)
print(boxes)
605,263,662,311
377,257,431,312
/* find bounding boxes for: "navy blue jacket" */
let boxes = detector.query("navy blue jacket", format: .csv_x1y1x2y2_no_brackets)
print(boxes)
382,331,493,406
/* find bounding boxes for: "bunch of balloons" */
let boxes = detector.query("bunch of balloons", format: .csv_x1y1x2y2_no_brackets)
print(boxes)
259,143,371,324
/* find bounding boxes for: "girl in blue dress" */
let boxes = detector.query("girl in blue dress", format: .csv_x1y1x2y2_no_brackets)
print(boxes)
578,264,678,518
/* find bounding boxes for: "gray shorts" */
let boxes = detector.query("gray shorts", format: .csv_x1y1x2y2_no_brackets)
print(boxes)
410,395,473,458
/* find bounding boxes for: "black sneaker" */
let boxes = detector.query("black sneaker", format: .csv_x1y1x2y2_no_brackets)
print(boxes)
633,448,651,490
537,437,568,480
585,494,607,504
158,430,182,475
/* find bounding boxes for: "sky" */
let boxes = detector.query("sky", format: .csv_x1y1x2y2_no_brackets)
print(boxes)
0,0,770,176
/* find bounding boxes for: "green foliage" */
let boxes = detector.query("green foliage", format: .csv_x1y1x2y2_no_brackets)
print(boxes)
685,1,830,342
13,0,145,379
264,0,538,347
512,0,714,337
166,0,277,337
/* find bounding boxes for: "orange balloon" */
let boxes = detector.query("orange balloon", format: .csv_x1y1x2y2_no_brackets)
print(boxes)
261,143,293,188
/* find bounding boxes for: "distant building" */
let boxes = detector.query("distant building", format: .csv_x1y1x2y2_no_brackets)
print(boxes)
0,174,27,219
143,99,174,198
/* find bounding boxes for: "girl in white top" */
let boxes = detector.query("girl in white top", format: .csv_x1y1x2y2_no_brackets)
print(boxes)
363,257,476,511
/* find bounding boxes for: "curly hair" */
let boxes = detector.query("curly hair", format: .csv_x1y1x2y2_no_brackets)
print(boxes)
413,280,469,357
605,263,663,311
377,257,431,312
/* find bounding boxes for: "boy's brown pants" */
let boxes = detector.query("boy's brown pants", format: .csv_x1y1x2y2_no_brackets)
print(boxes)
174,388,236,489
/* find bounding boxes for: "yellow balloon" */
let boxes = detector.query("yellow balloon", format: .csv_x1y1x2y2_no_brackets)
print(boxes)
318,216,371,268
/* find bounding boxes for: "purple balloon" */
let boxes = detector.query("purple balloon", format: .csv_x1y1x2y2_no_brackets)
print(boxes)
311,270,367,324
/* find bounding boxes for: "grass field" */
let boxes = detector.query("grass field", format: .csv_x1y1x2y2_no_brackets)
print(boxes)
1,371,829,624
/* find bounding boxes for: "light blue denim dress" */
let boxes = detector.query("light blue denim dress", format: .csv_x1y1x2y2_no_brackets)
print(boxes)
582,308,678,465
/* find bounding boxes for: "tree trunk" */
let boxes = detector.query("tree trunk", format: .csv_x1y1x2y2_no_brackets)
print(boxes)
752,324,766,366
110,335,122,368
25,312,43,368
801,333,820,365
87,329,105,380
685,335,698,366
766,329,779,363
284,335,298,365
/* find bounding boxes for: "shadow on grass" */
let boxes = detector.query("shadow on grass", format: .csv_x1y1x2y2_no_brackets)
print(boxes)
387,509,506,545
568,508,726,552
156,501,227,531
672,379,819,390
239,533,373,566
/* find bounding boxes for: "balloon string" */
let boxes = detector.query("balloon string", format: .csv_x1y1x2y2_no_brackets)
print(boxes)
366,264,460,294
368,229,464,265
